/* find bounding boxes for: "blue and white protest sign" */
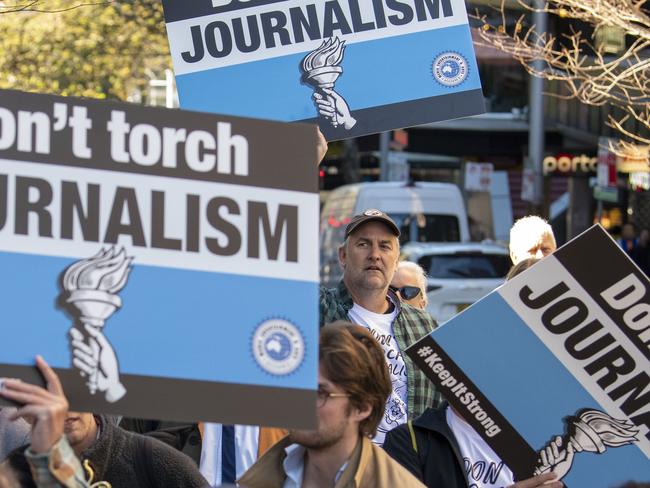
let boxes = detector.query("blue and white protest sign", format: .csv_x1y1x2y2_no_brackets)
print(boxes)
407,225,650,487
162,0,485,140
0,89,319,428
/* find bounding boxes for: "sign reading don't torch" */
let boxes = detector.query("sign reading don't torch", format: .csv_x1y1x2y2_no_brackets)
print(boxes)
0,89,320,428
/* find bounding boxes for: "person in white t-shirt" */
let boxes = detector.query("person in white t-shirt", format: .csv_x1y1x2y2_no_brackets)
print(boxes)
383,403,563,488
319,210,441,446
383,256,563,488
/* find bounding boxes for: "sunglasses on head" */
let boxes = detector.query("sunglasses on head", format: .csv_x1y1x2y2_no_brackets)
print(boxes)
390,285,422,301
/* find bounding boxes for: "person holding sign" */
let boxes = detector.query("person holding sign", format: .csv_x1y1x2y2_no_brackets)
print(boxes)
383,260,564,488
0,357,209,488
238,322,425,488
319,210,441,446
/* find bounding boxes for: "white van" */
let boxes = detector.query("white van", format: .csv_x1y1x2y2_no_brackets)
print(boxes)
320,182,469,286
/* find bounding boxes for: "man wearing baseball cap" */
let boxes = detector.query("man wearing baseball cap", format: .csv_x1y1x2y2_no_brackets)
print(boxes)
320,209,442,446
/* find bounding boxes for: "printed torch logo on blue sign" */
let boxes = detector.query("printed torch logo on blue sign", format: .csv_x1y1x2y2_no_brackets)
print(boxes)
162,0,485,139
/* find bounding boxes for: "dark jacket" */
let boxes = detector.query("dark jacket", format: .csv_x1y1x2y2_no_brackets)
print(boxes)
320,281,442,418
7,415,208,488
383,404,469,488
119,417,202,465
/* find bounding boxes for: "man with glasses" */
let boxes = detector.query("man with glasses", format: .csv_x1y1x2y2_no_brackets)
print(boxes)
239,322,425,488
320,210,441,446
390,261,428,310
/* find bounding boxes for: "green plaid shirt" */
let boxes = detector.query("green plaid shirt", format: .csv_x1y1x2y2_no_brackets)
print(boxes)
320,281,444,418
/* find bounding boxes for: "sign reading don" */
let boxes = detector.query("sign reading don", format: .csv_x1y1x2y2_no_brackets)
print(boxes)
407,225,649,487
162,0,484,140
0,89,319,428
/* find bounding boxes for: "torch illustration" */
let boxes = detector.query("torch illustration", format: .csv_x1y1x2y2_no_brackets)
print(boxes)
534,408,639,480
301,37,356,130
62,247,132,402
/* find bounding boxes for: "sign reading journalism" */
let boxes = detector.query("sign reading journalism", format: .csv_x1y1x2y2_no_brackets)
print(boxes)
161,0,485,140
0,89,319,428
407,225,650,487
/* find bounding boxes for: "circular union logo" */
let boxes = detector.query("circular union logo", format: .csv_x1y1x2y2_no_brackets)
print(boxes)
364,209,384,217
252,319,305,375
432,52,468,87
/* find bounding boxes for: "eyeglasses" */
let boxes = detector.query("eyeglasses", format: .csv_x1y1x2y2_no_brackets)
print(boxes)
390,285,422,301
316,388,350,408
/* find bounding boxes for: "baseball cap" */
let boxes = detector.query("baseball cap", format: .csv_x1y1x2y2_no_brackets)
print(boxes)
344,209,400,238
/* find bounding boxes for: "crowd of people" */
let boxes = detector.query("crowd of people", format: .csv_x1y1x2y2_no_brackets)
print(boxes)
0,194,647,486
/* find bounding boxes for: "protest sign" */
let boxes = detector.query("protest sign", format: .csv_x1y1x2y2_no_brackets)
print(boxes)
0,89,319,428
161,0,485,140
407,225,649,487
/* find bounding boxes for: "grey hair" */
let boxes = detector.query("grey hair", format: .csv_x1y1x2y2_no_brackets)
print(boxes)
396,261,428,307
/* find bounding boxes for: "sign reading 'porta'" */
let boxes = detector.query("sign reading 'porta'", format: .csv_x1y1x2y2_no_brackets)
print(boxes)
0,89,319,428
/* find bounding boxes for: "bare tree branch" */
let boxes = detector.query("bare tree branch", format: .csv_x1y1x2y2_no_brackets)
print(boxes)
471,0,650,146
0,1,112,14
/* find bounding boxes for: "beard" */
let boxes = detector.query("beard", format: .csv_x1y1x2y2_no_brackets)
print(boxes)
287,429,343,450
288,404,352,450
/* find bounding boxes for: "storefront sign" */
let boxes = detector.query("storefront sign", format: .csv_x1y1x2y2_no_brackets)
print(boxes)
407,225,650,487
0,89,319,428
543,154,597,176
161,0,485,140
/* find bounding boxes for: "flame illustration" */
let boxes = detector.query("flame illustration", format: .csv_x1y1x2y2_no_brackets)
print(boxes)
302,37,346,71
63,247,133,294
571,409,639,452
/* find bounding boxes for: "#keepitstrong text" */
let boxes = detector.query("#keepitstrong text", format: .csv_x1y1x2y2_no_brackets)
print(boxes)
0,103,249,175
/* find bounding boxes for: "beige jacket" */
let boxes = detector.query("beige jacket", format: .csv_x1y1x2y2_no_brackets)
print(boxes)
238,435,425,488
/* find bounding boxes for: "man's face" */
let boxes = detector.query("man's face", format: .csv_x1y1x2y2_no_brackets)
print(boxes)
511,232,556,264
288,366,366,450
390,266,425,309
339,221,399,293
64,412,97,453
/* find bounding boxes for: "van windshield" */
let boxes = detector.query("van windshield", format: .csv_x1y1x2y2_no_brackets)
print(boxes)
418,253,510,279
390,214,461,244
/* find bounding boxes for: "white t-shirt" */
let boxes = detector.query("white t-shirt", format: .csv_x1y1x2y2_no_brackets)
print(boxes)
446,407,514,488
348,300,407,445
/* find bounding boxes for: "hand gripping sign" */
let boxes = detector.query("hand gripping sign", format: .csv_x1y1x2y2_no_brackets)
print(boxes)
161,0,484,140
0,88,319,428
407,225,650,487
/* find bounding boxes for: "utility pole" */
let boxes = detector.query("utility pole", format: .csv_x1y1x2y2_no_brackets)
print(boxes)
527,1,548,213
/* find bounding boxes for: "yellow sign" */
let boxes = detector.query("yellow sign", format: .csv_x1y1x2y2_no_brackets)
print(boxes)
617,145,650,173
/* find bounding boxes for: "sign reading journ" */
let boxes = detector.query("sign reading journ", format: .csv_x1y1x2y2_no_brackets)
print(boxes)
407,225,650,487
0,89,319,428
161,0,485,140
